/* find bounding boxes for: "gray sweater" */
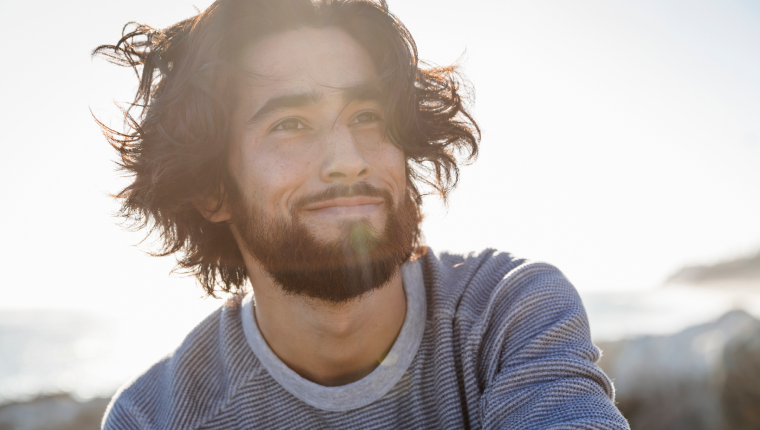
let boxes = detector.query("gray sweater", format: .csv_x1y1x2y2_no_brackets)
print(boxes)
103,249,629,429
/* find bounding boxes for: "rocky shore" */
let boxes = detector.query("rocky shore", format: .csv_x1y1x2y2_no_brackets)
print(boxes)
597,309,760,430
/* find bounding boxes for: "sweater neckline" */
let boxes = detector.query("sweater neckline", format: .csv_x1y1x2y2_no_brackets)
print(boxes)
240,259,427,412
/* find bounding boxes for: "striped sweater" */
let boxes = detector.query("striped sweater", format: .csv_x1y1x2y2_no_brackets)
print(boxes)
103,249,629,429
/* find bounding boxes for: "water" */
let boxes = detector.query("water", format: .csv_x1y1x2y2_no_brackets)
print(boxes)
584,284,760,341
1,285,758,405
0,308,214,404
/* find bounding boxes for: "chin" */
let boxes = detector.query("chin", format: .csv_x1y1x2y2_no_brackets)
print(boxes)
308,216,386,245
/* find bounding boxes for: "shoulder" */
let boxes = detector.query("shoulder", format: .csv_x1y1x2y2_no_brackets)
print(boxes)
420,248,597,377
103,297,263,430
419,250,627,428
421,248,583,324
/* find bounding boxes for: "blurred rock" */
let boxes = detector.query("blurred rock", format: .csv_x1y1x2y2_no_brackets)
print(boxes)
722,323,760,430
597,310,760,430
0,393,109,430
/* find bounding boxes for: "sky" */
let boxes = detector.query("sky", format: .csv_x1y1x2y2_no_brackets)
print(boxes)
0,0,758,314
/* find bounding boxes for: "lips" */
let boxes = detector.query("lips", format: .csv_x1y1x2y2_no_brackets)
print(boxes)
303,196,384,211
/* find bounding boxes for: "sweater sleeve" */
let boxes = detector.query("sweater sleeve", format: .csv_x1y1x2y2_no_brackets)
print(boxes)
475,261,629,430
102,395,145,430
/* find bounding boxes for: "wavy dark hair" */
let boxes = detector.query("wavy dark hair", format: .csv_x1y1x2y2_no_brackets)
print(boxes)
93,0,480,297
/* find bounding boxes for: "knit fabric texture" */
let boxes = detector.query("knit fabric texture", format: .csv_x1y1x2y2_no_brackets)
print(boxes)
102,249,630,429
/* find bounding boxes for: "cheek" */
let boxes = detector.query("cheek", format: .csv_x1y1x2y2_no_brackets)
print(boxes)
232,137,317,211
391,148,407,188
371,143,407,195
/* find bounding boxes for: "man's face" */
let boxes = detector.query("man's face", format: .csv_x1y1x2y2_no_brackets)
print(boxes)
226,27,415,302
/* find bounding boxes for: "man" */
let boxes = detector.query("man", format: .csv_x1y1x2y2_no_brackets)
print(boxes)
96,0,629,428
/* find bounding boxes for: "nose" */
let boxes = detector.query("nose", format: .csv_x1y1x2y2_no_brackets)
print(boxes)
320,124,370,184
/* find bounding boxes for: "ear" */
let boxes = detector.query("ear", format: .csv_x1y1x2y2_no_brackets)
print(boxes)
195,194,233,224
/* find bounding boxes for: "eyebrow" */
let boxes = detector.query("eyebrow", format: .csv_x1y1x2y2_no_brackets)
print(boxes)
342,82,384,104
246,81,385,126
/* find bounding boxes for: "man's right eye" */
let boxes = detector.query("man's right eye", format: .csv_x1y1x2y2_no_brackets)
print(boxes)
273,118,306,131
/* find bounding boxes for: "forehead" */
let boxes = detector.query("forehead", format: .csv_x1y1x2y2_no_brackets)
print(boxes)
237,27,378,104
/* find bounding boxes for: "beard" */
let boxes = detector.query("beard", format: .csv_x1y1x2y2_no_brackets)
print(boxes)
229,181,420,304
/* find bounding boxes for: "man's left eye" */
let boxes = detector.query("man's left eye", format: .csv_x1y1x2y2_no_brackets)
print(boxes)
351,112,380,125
274,118,306,131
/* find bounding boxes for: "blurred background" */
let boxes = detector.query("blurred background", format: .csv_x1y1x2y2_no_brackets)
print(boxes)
0,0,758,428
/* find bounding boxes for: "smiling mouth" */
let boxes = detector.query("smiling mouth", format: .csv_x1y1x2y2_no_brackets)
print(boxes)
304,196,383,210
302,196,384,216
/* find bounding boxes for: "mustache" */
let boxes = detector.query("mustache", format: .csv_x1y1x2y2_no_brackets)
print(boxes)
293,183,392,211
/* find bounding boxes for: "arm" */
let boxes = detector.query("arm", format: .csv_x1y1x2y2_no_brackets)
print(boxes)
102,395,145,430
476,262,629,429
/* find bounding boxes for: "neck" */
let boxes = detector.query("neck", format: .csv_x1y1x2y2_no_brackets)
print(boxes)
246,261,407,386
